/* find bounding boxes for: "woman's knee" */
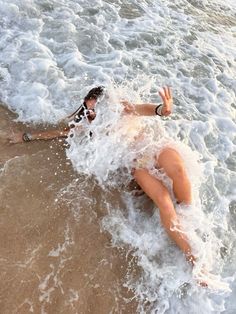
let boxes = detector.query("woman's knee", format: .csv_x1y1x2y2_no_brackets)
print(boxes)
158,150,188,180
170,163,187,179
157,148,182,170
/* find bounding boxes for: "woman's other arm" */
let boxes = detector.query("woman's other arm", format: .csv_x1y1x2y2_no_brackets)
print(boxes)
8,127,70,144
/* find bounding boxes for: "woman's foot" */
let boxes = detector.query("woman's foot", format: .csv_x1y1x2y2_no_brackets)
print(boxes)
193,267,230,291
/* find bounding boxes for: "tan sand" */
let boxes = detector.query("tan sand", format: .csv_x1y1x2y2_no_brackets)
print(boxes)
0,104,137,314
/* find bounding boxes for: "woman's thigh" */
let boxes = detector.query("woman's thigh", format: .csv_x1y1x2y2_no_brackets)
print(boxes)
156,148,192,204
156,148,186,175
133,168,173,210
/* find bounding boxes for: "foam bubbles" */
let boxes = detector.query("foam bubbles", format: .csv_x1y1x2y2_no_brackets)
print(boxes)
0,0,236,312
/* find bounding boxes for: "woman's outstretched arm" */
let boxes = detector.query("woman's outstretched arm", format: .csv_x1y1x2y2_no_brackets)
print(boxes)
8,127,70,144
121,86,173,117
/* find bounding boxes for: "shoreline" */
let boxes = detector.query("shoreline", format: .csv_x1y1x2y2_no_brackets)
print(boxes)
0,104,137,313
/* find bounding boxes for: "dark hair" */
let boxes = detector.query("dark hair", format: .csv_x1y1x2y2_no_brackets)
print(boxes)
83,86,104,104
67,86,105,121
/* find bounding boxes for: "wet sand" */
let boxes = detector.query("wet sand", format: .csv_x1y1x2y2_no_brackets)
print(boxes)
0,104,137,313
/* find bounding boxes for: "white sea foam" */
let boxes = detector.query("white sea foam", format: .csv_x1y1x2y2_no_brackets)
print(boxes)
0,0,236,312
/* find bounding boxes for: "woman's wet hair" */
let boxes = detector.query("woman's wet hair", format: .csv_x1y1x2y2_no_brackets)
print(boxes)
67,86,104,121
83,86,104,104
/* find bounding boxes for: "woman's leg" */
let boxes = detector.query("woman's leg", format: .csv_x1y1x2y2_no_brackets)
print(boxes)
157,148,192,204
133,168,195,263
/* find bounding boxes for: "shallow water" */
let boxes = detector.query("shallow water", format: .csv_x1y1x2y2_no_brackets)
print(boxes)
0,0,236,313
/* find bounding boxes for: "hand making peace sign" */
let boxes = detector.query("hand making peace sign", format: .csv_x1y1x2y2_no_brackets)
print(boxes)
159,86,173,116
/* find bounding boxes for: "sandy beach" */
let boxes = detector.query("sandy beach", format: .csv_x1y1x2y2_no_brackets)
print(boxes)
0,104,137,313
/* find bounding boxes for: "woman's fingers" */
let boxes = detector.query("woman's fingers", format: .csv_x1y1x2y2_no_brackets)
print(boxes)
158,90,166,102
161,86,172,100
159,87,172,101
7,132,24,144
163,86,169,99
159,86,172,100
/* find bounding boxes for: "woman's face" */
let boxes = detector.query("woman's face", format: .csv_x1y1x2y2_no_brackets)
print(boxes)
86,98,97,109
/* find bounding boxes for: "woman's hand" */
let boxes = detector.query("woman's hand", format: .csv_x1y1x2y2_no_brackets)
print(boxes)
159,86,173,116
7,132,24,144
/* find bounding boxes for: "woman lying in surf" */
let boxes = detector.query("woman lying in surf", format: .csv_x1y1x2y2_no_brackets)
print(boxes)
9,86,205,283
